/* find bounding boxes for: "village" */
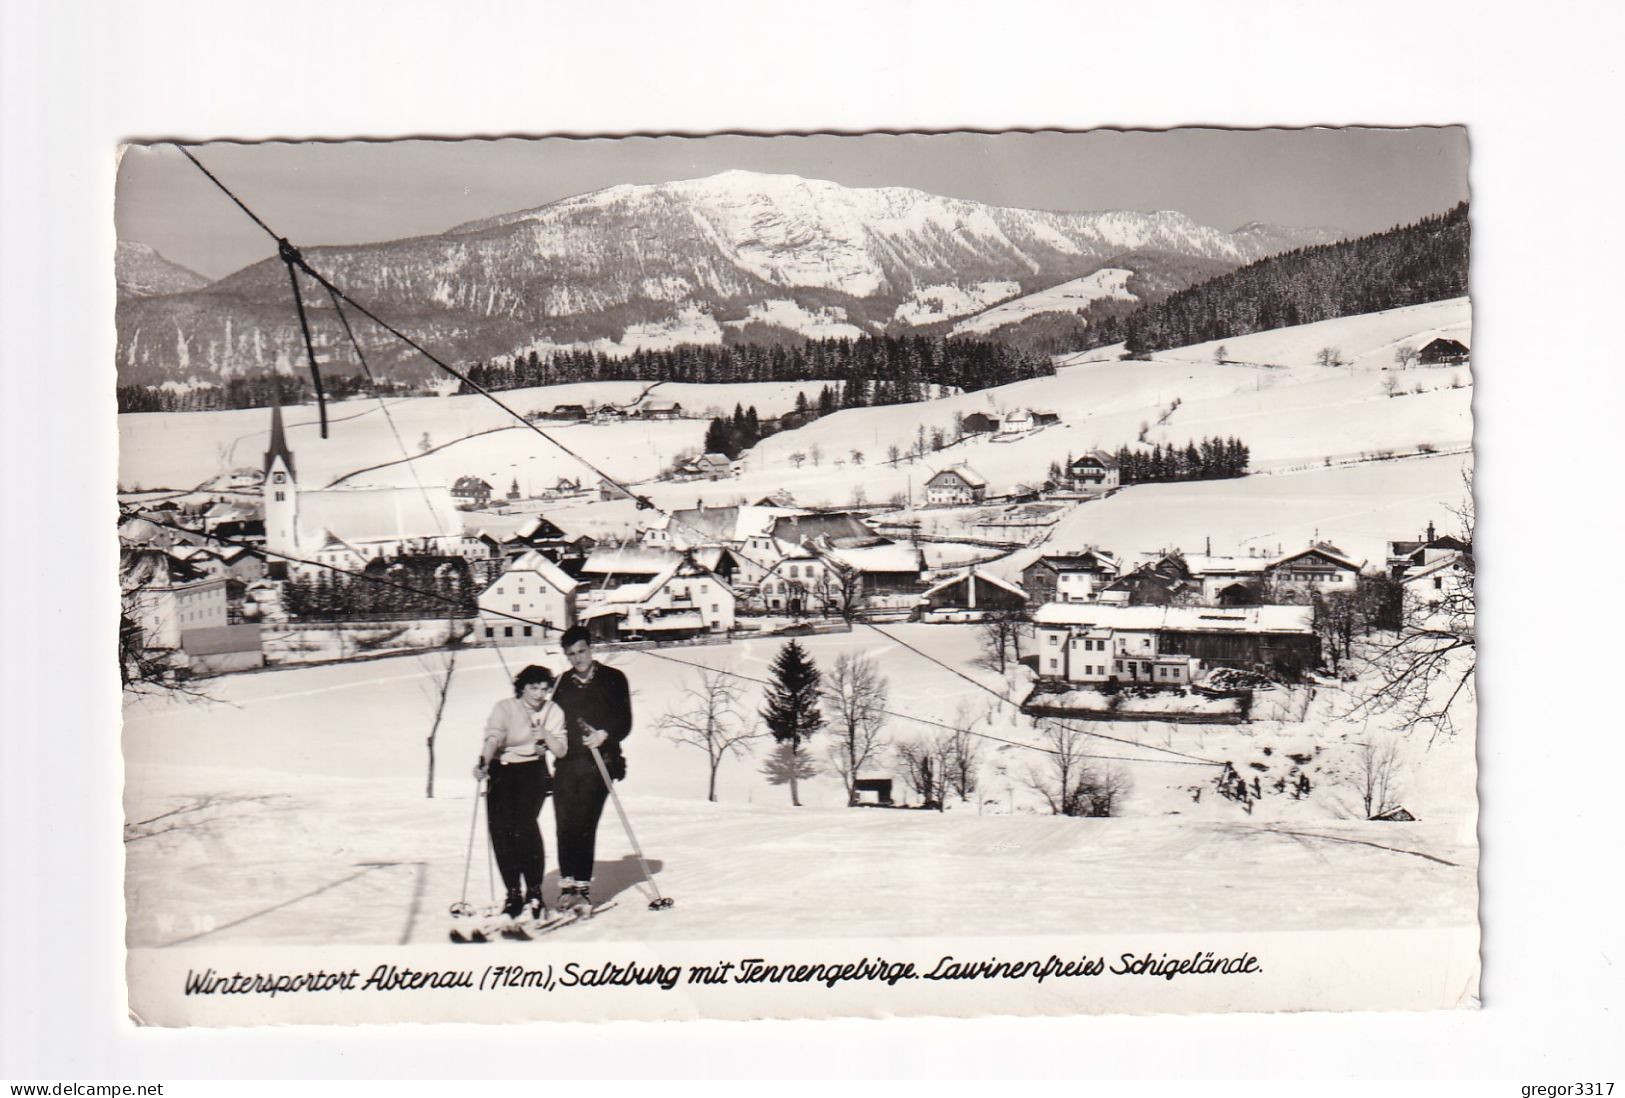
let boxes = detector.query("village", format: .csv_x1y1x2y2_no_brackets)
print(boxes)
119,334,1475,738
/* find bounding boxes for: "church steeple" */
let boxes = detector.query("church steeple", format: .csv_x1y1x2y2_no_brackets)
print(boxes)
263,375,300,564
263,377,296,481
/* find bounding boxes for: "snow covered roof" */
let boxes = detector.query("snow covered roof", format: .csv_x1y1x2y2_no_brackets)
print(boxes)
581,547,681,578
1033,550,1119,573
500,550,583,594
824,543,925,574
1401,551,1470,585
1181,554,1269,576
919,568,1027,601
665,504,795,546
771,512,874,545
927,464,987,489
1031,603,1314,635
1070,450,1120,470
591,579,657,606
507,514,570,542
1269,545,1365,572
297,486,463,546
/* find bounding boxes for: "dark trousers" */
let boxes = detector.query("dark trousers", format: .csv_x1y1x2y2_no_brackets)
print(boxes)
553,763,610,883
487,760,550,898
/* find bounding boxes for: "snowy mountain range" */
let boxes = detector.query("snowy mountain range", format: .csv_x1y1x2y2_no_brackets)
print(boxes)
115,171,1342,385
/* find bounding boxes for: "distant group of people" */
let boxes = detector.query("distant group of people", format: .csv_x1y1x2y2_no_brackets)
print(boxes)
474,625,632,920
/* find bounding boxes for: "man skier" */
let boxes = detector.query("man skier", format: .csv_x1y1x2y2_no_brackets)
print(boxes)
547,625,632,916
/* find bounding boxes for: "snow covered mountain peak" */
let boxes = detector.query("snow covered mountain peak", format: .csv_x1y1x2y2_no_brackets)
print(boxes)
118,172,1349,384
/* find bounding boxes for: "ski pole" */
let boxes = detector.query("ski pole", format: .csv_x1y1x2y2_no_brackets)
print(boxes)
589,742,674,910
449,776,484,917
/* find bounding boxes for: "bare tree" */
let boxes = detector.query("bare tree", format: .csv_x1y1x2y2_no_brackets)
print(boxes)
1315,346,1345,368
895,736,946,810
119,550,213,703
1312,590,1359,671
976,611,1024,674
1393,345,1419,370
821,653,890,805
819,560,864,623
1344,470,1475,739
789,451,807,469
419,650,457,798
1022,724,1131,817
658,666,762,801
940,705,986,804
1213,344,1229,365
1350,735,1403,818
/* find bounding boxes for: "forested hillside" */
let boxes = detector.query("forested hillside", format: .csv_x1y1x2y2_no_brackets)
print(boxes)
1118,204,1469,355
462,335,1052,403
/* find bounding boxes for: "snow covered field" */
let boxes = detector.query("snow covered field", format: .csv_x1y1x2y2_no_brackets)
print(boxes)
119,298,1477,949
950,268,1137,336
985,450,1472,576
725,298,1472,508
118,378,836,491
123,626,1476,948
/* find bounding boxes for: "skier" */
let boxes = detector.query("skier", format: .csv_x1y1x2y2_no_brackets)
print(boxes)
548,625,632,916
474,664,566,922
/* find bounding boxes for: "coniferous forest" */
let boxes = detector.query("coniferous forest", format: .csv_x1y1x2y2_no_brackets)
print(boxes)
1113,437,1250,484
459,334,1050,400
1115,203,1469,355
117,335,1051,413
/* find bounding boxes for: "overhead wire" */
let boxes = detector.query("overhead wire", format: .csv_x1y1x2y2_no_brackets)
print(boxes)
163,143,1229,770
132,516,1208,767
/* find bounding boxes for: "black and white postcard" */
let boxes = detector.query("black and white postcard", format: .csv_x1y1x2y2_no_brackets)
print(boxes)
115,127,1477,1025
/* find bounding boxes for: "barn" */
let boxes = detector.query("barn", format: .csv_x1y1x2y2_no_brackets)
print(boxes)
918,568,1028,615
1418,337,1469,365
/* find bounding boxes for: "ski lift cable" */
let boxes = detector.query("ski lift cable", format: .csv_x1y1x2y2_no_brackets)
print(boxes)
166,146,1227,770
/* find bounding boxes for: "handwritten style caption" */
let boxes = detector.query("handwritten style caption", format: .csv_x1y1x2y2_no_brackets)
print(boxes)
183,950,1262,998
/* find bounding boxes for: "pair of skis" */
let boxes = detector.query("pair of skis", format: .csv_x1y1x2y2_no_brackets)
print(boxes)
448,744,675,945
449,900,617,944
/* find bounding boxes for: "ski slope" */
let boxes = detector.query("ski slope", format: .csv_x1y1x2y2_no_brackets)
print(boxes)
123,626,1476,948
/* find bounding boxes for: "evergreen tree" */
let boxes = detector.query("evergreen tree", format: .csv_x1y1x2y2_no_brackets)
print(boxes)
759,640,824,807
704,417,734,458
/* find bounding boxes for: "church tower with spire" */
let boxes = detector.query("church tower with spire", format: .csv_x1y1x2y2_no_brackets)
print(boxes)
263,378,300,566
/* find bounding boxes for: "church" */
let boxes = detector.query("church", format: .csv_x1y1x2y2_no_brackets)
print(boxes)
261,390,481,577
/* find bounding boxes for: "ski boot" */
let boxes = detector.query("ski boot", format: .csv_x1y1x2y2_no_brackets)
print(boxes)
554,880,594,920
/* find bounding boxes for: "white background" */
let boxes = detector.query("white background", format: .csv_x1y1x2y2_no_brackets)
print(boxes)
2,0,1622,1082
